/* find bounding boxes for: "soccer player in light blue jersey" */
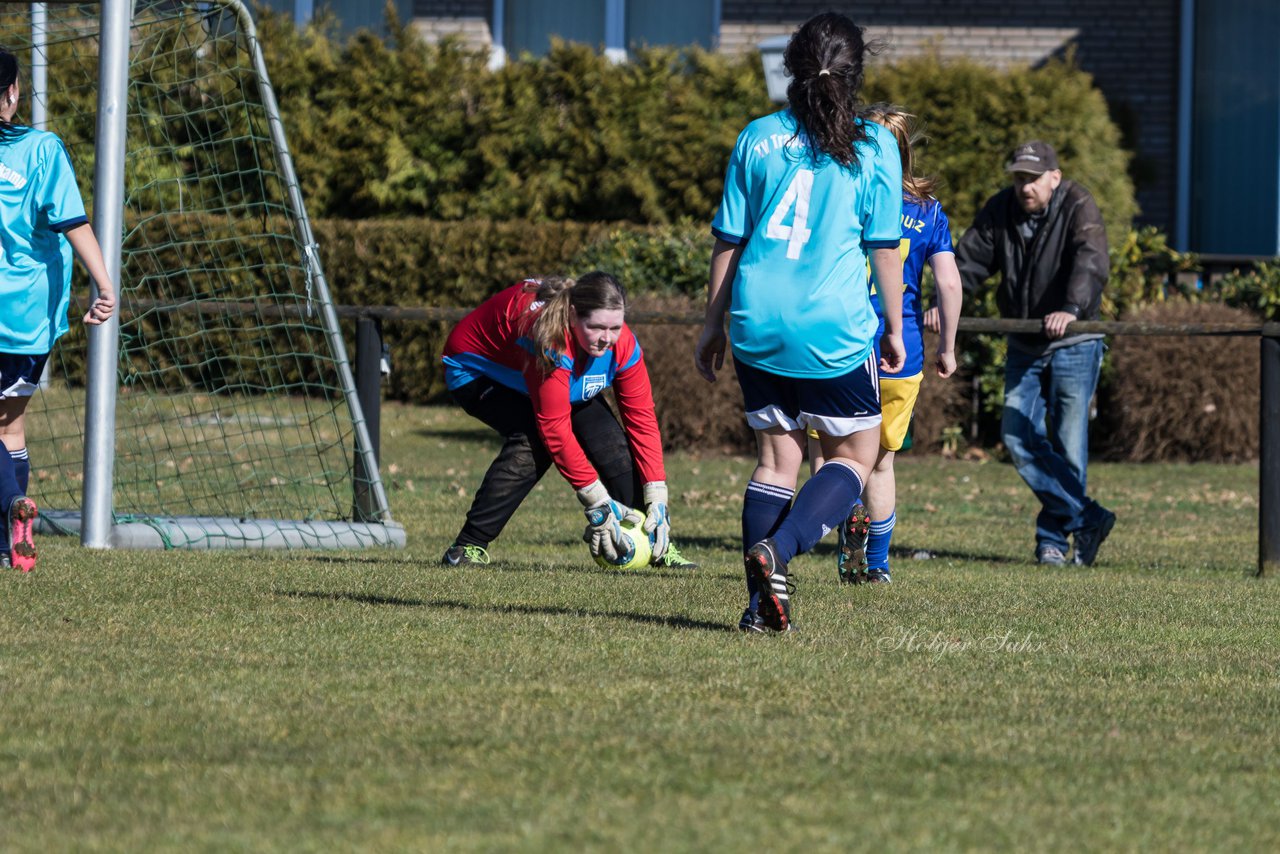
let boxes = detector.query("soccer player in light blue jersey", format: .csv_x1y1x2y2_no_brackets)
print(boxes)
694,13,905,633
0,48,117,572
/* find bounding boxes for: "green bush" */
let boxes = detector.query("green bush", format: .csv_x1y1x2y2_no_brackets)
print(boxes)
1106,226,1201,317
254,9,769,224
1215,261,1280,320
12,8,1142,231
863,51,1136,251
246,10,1140,232
569,220,713,297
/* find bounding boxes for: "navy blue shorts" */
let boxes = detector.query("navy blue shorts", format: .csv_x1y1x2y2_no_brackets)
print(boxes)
734,353,882,437
0,352,50,399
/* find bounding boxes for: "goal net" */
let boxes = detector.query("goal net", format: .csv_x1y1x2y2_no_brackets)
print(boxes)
1,1,403,549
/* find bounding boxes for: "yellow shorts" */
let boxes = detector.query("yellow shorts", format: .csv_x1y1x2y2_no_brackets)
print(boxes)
878,373,922,452
806,371,922,452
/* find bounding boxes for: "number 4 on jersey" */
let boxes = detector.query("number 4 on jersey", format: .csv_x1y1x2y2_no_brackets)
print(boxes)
765,169,813,260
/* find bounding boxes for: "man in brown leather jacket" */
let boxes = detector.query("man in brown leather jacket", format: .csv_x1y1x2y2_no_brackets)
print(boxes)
946,141,1115,567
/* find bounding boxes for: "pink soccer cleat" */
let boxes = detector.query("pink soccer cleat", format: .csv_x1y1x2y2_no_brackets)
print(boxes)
9,497,38,573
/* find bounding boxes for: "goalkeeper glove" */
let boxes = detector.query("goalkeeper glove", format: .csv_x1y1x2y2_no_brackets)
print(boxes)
641,481,670,560
576,480,643,563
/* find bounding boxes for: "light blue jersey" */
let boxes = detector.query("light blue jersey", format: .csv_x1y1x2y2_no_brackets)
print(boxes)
0,127,89,354
712,111,902,378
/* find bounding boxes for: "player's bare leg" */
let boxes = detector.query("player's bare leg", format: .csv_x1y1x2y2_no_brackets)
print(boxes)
859,448,896,583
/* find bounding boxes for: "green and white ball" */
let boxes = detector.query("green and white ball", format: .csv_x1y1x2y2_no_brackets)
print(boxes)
593,517,653,570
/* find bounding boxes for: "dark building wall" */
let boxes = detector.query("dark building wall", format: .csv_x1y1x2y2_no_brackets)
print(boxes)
721,1,1181,232
413,0,487,14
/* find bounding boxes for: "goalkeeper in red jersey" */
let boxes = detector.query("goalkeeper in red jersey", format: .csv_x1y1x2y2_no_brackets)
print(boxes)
440,272,696,569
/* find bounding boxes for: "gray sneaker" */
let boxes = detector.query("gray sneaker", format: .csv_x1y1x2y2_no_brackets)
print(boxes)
1036,545,1068,566
1073,509,1116,566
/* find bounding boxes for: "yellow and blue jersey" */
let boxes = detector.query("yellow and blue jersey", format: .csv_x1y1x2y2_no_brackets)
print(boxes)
0,127,88,355
711,112,902,379
870,196,953,378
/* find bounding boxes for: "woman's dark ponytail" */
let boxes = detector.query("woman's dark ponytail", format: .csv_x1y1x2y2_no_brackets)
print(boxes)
0,47,24,143
783,14,874,170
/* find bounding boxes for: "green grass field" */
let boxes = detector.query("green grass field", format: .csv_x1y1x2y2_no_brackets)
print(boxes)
3,402,1278,851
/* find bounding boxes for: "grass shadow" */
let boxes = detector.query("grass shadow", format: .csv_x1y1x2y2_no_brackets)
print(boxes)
277,588,427,607
274,588,733,633
412,426,499,444
492,562,706,581
665,533,742,553
892,546,1026,565
287,554,408,566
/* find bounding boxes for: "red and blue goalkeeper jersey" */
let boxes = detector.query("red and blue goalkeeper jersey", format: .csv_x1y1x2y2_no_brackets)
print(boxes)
442,282,665,489
870,195,954,378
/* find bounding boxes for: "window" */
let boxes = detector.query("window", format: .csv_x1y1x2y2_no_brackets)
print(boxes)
500,0,716,59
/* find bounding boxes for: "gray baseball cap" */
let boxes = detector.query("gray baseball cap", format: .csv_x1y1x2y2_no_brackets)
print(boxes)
1005,140,1060,174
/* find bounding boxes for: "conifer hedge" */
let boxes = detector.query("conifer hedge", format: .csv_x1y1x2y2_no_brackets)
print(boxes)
256,10,1136,243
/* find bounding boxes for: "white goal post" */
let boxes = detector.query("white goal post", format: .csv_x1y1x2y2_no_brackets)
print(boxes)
7,0,404,550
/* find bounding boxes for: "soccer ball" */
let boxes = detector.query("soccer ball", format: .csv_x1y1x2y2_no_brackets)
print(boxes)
592,517,653,570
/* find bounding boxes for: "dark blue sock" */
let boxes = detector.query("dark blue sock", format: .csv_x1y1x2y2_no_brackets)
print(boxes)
0,440,19,554
742,480,794,600
866,511,895,570
11,446,29,494
0,439,20,516
772,461,863,565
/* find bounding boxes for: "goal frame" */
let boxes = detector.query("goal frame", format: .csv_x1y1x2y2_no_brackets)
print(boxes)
20,0,403,550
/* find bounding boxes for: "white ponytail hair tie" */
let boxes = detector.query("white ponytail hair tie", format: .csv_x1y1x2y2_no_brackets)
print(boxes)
818,68,832,76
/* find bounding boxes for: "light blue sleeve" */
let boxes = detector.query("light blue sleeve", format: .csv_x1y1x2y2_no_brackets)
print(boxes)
711,129,753,245
42,137,88,233
860,124,903,248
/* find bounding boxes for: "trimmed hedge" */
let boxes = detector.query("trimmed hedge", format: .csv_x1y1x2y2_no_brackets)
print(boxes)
1100,301,1259,462
250,9,1138,237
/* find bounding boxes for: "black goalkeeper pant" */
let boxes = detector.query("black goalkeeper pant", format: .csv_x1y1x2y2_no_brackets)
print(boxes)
450,377,642,549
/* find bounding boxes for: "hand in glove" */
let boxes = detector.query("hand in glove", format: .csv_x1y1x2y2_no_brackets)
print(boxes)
641,481,671,560
577,480,644,563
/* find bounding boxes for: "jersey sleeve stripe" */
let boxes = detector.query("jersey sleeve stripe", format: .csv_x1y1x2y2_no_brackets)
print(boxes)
862,238,900,250
711,226,747,245
49,215,89,233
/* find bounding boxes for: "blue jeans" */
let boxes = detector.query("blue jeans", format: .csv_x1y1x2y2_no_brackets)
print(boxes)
1001,338,1105,554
